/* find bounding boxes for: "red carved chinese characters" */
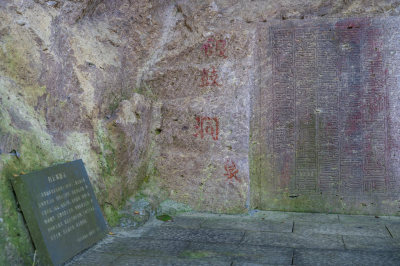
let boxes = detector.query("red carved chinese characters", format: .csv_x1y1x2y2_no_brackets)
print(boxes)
224,159,240,182
202,38,227,58
216,39,227,58
193,116,219,140
200,66,221,87
202,38,214,57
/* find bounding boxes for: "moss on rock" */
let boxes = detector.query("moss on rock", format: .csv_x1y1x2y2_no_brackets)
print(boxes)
0,120,66,265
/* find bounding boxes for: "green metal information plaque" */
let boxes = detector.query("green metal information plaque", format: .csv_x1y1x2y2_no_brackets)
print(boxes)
11,160,107,266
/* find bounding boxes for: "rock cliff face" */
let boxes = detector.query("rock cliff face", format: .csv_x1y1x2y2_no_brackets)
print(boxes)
1,0,400,264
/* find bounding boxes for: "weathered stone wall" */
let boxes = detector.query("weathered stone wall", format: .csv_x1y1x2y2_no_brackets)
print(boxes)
0,0,164,263
1,0,400,264
149,10,255,213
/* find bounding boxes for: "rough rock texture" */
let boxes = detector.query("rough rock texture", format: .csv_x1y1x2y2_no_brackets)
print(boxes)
1,0,400,264
252,16,400,215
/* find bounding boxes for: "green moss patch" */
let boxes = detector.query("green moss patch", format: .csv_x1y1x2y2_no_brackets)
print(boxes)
103,204,122,227
0,127,66,265
156,214,173,222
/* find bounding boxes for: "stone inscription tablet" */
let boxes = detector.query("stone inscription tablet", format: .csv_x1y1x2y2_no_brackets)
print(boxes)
11,160,107,266
254,17,400,214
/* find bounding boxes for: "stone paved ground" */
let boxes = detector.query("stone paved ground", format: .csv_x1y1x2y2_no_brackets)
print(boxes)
66,211,400,265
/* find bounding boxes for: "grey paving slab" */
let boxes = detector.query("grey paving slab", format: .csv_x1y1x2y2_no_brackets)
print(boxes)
386,223,400,238
200,218,293,233
293,248,400,266
68,211,400,265
176,212,247,221
342,235,400,251
182,242,293,265
92,237,189,256
387,216,400,223
179,211,292,224
251,210,338,224
113,255,232,265
249,211,294,223
290,212,339,224
243,231,344,249
142,226,245,244
231,261,278,266
161,216,204,229
294,222,390,237
110,218,165,238
338,214,391,226
66,251,118,266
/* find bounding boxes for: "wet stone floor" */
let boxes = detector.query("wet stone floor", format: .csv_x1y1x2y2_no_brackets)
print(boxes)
66,211,400,265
